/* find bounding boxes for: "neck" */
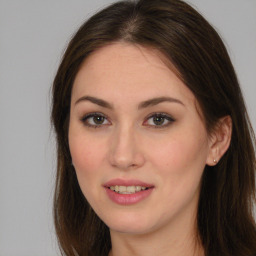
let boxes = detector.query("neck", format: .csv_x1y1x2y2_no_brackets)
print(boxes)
109,209,204,256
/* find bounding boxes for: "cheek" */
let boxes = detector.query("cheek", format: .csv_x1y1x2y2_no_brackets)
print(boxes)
69,135,105,173
149,128,209,185
153,139,204,169
149,132,208,218
68,135,106,204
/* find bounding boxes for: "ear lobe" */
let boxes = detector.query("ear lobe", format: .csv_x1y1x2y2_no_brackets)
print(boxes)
206,115,232,166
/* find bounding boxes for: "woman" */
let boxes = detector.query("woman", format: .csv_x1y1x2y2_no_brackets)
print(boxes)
51,0,256,255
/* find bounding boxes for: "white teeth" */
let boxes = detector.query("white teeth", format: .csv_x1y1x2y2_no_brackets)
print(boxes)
119,186,126,193
127,186,135,193
109,185,147,194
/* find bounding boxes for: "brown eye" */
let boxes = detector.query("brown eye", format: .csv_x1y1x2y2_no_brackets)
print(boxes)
152,116,165,126
93,115,105,125
144,113,175,128
81,113,110,128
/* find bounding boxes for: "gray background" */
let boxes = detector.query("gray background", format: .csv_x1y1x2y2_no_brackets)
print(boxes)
0,0,255,255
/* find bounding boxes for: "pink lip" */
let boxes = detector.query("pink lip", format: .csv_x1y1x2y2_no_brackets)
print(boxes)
103,178,154,188
103,179,154,205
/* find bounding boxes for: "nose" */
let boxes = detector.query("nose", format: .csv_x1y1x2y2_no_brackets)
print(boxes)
108,125,145,170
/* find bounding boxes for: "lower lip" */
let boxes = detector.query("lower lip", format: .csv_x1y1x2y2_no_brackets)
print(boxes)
104,187,154,205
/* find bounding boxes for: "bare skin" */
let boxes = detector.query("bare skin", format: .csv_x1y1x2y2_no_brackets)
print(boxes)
69,42,231,256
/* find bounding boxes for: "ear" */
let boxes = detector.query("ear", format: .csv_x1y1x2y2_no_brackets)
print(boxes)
206,115,232,166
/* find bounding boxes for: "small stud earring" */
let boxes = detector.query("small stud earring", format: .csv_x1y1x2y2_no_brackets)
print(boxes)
213,159,218,164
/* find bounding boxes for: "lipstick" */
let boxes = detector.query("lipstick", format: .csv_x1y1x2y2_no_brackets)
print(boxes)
103,179,154,205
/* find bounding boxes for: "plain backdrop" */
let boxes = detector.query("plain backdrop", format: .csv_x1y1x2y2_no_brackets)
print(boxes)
0,0,255,255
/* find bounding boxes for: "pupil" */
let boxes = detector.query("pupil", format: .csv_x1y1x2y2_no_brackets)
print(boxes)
93,116,104,124
153,116,164,125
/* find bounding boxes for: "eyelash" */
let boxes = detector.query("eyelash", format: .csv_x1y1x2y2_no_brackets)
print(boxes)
80,112,175,129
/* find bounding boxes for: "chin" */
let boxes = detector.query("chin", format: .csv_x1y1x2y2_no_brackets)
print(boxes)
102,212,157,235
109,224,152,235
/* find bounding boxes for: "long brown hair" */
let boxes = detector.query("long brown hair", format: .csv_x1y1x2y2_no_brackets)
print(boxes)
51,0,256,255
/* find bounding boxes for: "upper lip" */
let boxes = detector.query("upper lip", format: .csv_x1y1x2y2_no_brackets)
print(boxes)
103,178,154,188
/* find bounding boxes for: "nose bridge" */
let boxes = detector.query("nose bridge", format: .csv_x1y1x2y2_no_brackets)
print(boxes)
109,122,144,169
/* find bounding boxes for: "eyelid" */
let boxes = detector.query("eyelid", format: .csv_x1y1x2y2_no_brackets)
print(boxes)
80,112,111,128
80,111,175,129
143,112,175,128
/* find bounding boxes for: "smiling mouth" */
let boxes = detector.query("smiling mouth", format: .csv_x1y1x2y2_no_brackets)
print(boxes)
108,185,149,194
104,180,154,205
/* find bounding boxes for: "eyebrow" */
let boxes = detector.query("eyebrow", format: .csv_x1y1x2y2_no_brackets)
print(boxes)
75,96,185,109
138,96,185,109
75,96,114,109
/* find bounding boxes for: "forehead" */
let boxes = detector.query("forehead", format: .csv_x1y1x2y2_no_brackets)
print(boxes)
72,42,195,106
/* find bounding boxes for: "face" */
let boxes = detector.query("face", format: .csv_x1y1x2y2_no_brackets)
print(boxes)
69,42,212,235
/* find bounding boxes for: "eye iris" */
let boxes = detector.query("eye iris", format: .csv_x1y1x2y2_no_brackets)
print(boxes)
93,116,105,124
153,116,165,125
